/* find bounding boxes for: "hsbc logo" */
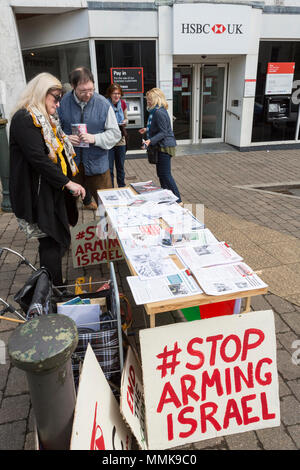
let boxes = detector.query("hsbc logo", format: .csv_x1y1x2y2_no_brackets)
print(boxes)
181,23,243,35
212,24,226,34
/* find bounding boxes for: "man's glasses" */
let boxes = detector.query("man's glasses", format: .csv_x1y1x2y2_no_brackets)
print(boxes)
49,93,62,104
76,87,95,96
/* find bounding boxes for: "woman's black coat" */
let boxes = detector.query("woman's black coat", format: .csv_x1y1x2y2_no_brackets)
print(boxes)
9,108,78,253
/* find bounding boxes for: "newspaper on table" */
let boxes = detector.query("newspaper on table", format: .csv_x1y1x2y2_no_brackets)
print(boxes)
138,189,179,204
176,241,243,269
106,201,159,228
163,209,205,233
125,246,180,280
117,224,163,250
97,188,137,207
192,262,268,296
172,227,218,247
127,269,202,305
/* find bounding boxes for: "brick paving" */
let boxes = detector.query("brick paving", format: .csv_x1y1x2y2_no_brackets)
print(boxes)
0,147,300,450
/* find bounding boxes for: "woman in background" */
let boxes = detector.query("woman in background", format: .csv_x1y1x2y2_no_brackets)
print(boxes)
106,83,128,187
9,72,85,286
138,87,181,203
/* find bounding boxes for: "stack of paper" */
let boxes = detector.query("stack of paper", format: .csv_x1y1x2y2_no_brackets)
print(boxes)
176,242,243,270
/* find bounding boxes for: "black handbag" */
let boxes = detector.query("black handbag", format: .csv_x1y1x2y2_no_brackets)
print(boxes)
147,144,160,164
14,267,53,319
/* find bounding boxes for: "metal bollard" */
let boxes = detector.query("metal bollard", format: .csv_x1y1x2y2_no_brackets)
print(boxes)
8,314,78,450
0,115,12,212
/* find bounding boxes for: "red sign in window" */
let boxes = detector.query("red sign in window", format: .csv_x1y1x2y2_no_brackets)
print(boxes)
267,62,295,74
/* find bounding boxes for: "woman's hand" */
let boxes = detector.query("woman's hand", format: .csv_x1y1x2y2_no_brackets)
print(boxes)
65,181,86,199
144,139,151,146
79,132,95,144
138,128,146,135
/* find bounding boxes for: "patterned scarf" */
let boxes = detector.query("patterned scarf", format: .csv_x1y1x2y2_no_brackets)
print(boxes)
108,98,124,124
27,105,78,176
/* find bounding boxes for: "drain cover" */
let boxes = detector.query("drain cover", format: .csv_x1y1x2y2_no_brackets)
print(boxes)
235,182,300,199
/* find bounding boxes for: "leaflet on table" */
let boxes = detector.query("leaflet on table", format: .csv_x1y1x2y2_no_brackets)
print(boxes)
117,224,163,249
130,180,161,194
175,242,243,269
172,228,218,247
97,188,137,206
138,189,179,204
192,262,268,296
163,209,205,232
106,201,159,228
124,246,179,280
127,269,202,305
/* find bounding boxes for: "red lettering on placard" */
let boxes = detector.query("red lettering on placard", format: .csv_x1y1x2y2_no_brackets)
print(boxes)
157,382,182,413
261,392,276,420
181,374,200,405
201,369,223,401
234,363,254,393
90,402,105,450
178,406,197,438
223,398,243,429
220,335,242,362
86,225,95,240
255,358,273,385
241,329,265,361
200,402,221,433
206,335,223,365
186,337,205,370
241,394,259,425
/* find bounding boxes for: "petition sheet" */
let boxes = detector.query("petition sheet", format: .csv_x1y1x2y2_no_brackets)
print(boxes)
127,269,202,305
192,262,268,296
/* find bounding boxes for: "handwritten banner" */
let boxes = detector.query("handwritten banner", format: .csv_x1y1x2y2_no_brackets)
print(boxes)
70,220,123,268
120,346,147,449
139,310,280,450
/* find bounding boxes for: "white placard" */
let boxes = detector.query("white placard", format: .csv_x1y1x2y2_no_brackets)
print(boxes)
244,79,256,97
173,3,251,55
140,310,280,450
120,347,147,449
70,344,132,450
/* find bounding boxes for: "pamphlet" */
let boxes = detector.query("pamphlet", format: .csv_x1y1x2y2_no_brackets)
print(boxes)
130,180,161,194
71,123,89,148
97,188,137,207
124,246,180,280
127,269,202,305
192,262,268,296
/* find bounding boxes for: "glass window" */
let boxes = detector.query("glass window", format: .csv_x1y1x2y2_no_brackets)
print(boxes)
95,40,156,98
252,41,300,142
22,41,90,85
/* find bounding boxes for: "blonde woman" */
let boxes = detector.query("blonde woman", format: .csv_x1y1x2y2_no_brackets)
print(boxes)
9,72,85,286
138,88,181,202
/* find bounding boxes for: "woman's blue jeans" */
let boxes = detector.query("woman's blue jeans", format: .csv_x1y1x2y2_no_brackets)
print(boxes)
156,151,182,203
108,145,126,187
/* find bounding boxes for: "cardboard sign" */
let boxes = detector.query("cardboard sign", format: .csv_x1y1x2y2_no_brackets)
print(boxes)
139,310,280,450
265,62,295,95
70,220,123,268
70,344,132,450
120,346,147,449
110,67,144,93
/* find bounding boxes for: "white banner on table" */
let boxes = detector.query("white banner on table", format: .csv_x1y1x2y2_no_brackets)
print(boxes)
139,310,280,450
71,345,132,450
192,262,268,296
120,347,147,449
127,269,202,305
176,242,243,269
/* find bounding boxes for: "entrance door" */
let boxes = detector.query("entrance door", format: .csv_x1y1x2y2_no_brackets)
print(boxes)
200,65,226,142
173,64,227,143
172,66,193,142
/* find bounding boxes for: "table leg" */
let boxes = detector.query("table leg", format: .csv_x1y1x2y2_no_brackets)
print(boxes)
150,314,155,328
242,297,251,313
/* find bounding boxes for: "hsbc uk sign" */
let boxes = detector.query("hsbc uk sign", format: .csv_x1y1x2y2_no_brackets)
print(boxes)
181,23,244,35
173,4,252,55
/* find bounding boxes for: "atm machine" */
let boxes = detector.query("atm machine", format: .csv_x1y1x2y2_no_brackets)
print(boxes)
264,95,291,122
123,94,144,150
